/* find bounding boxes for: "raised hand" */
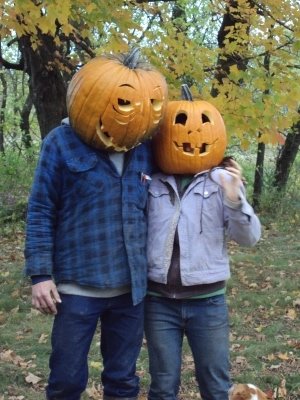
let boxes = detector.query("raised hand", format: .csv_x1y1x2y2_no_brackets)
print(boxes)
219,159,243,202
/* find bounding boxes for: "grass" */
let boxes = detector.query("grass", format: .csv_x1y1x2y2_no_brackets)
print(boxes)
0,217,299,400
0,148,299,399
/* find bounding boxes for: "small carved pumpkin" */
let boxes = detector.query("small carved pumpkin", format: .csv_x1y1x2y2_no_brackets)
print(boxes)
154,84,227,174
67,48,168,151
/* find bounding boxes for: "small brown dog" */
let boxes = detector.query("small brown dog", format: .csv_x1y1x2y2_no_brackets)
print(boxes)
229,383,269,400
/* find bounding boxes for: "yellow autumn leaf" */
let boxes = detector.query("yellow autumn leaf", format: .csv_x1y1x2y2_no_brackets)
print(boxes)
38,333,49,344
285,308,297,320
38,17,54,35
86,382,102,398
240,138,250,151
273,378,287,399
86,3,97,14
249,282,259,288
293,298,300,308
277,352,290,361
266,353,276,361
90,361,102,369
254,78,266,91
58,0,71,25
25,372,42,385
254,325,264,332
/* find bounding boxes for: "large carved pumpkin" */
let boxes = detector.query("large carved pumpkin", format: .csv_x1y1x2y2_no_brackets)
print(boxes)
154,84,227,174
67,48,168,151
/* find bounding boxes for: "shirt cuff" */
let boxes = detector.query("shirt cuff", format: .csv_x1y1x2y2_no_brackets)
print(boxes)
224,196,243,210
31,275,52,285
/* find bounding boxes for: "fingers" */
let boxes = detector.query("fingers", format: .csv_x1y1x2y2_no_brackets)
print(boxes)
225,158,242,172
32,295,57,315
32,281,61,315
219,167,241,186
34,298,54,315
219,166,242,203
51,286,62,305
223,160,248,187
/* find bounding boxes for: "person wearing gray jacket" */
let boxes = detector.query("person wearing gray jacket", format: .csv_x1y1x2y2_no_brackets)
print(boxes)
144,159,261,400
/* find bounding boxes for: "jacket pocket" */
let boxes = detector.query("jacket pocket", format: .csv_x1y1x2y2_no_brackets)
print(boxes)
65,154,104,196
193,182,220,210
125,171,151,211
66,154,98,172
148,184,173,216
187,226,225,271
149,184,170,198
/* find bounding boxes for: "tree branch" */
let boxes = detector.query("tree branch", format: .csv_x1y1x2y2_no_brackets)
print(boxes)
68,32,96,58
251,0,295,32
0,56,24,70
0,38,24,71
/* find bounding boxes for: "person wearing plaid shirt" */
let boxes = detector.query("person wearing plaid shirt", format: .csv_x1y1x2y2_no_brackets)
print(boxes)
24,121,154,400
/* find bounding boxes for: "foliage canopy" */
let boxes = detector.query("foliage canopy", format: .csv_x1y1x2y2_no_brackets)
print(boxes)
0,0,300,147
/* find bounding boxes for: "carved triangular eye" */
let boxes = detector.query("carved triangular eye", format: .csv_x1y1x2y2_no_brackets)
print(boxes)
202,113,210,123
175,112,187,125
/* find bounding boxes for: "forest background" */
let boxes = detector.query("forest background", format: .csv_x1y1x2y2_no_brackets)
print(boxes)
0,1,299,399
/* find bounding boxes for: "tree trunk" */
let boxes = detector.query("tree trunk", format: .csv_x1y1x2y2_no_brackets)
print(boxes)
252,51,271,210
211,0,250,97
273,125,300,190
253,140,265,210
20,93,33,148
0,67,7,153
19,34,68,139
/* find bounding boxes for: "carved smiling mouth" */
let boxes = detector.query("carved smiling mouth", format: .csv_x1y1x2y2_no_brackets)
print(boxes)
174,139,217,155
96,119,129,152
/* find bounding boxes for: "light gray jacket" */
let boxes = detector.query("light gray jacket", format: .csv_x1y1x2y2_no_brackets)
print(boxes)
147,169,261,286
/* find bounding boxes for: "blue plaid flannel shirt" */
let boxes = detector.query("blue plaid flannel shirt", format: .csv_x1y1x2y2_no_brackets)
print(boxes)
24,124,154,305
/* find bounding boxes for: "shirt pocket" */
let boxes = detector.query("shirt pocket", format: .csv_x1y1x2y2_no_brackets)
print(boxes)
147,184,174,223
193,182,221,213
124,171,151,211
192,182,223,230
65,154,104,197
149,184,170,197
148,184,171,206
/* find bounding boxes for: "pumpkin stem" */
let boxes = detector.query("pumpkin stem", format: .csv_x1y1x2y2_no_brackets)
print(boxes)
181,84,193,101
123,47,141,69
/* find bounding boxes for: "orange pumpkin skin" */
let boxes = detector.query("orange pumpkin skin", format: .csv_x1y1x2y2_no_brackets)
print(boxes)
154,98,227,174
66,52,168,151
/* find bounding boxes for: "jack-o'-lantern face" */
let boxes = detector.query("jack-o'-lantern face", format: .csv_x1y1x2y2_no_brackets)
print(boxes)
67,50,168,151
154,87,227,174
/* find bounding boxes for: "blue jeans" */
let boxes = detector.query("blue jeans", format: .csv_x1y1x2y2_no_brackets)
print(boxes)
46,293,144,400
144,295,231,400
